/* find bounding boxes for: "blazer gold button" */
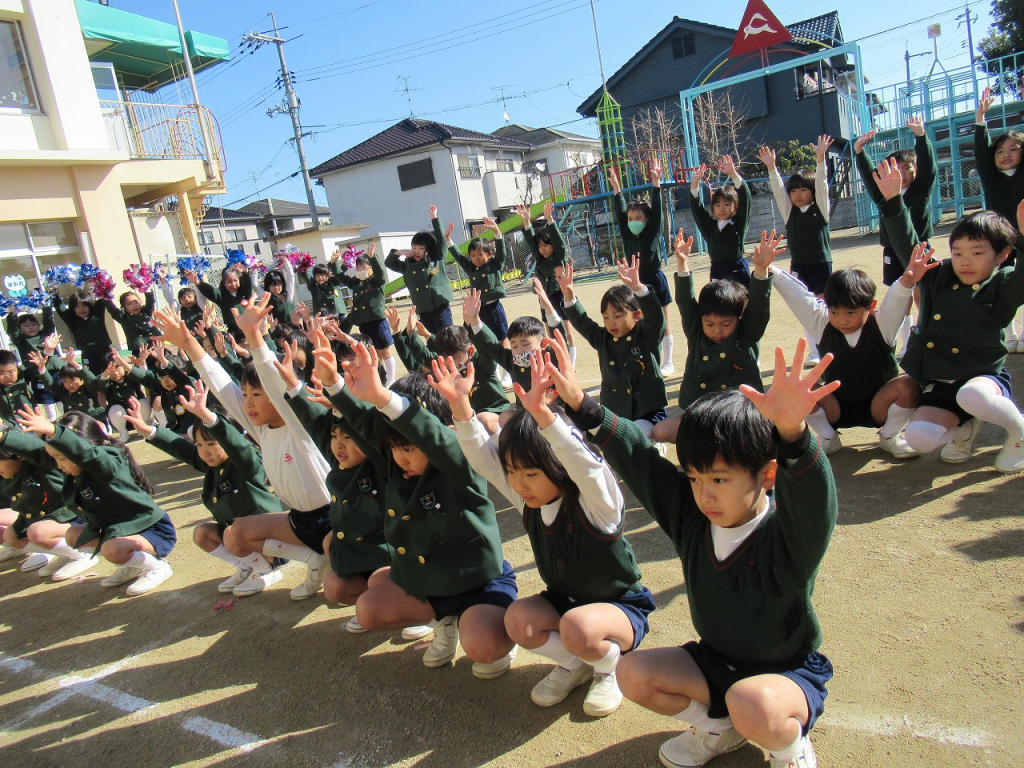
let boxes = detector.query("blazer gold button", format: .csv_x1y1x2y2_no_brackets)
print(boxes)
926,342,934,348
397,547,406,555
952,348,959,354
702,355,709,361
332,495,337,502
388,509,395,517
700,383,707,389
933,314,941,320
720,353,727,358
337,531,345,539
402,515,411,521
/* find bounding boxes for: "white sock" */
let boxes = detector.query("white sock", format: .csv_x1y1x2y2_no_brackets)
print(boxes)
569,346,578,367
126,550,160,571
590,641,621,675
662,335,674,364
770,733,806,762
905,420,961,453
804,336,820,361
42,403,58,420
1006,317,1019,344
674,700,734,733
24,543,52,555
209,544,240,566
879,403,916,439
805,407,836,440
154,409,168,428
382,356,397,387
244,552,273,574
49,538,89,560
534,631,584,670
957,378,1024,440
634,418,654,438
897,312,913,351
263,538,322,566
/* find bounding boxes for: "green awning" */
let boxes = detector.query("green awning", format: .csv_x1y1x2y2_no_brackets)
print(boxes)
75,0,230,93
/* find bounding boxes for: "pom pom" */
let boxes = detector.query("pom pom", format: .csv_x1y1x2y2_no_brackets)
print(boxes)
76,264,100,285
122,264,154,292
225,249,248,267
44,264,80,290
85,270,116,301
341,246,363,270
175,255,212,285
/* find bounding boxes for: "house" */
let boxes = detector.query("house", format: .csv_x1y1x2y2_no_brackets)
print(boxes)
309,118,537,240
0,0,228,348
197,198,331,257
575,12,857,151
489,123,601,190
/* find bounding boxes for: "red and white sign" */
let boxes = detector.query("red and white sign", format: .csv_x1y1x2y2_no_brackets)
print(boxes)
728,0,793,59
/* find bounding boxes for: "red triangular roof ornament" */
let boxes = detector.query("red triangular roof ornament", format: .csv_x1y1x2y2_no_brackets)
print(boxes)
728,0,793,59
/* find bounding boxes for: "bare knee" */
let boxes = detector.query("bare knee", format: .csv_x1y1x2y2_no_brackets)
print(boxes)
616,653,648,702
100,539,134,565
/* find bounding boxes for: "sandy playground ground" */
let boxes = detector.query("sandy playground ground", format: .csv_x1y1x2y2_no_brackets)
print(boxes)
1,225,1022,768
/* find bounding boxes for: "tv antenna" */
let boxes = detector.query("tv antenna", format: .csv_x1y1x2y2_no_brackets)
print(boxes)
492,84,515,124
395,75,421,116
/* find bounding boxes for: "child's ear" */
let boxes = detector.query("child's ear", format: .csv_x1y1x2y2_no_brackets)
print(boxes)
635,310,644,321
467,344,476,358
869,299,878,313
760,459,778,491
996,247,1012,266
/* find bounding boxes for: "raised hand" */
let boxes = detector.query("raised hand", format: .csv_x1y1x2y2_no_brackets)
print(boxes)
543,198,554,222
617,254,643,292
232,293,273,339
516,203,531,226
514,349,558,424
304,374,332,408
1017,199,1024,234
227,333,249,358
872,157,904,200
385,304,401,333
183,269,199,285
427,355,476,421
738,338,840,441
272,339,302,392
462,289,482,327
608,164,622,194
813,135,833,162
26,350,47,373
16,404,55,439
906,116,925,137
539,330,584,410
330,249,342,264
853,131,875,154
674,227,694,271
124,397,155,436
482,216,500,236
690,163,708,191
213,331,228,358
751,229,786,277
405,306,419,336
555,264,575,302
650,156,663,187
429,205,438,220
719,155,737,178
150,340,168,368
341,338,389,407
445,221,455,242
899,242,940,288
976,86,993,122
310,329,341,388
64,346,78,366
757,145,777,170
43,332,61,355
152,309,190,348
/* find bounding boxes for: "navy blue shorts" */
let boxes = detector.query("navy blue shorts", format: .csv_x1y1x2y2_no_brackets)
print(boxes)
882,246,906,287
479,300,509,341
287,505,332,554
32,377,55,405
418,304,453,335
640,269,673,307
832,395,880,430
540,586,656,652
790,263,832,296
427,559,518,620
682,640,833,732
710,258,751,287
545,289,567,318
138,513,177,559
358,318,394,350
918,371,1012,425
637,407,668,424
81,346,115,376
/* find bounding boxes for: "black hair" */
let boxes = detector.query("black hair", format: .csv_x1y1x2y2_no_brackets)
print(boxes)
263,270,287,297
696,280,747,318
468,237,495,256
0,445,25,461
507,315,545,341
600,284,641,314
312,264,332,279
887,148,918,166
535,229,552,245
57,411,154,494
194,413,245,444
60,364,85,381
178,285,197,302
676,390,775,476
823,269,876,310
283,329,313,380
239,362,263,390
784,169,816,196
355,255,371,269
67,291,95,313
374,372,451,448
498,409,578,509
710,185,739,207
949,210,1019,254
17,313,40,329
0,349,18,367
433,325,471,357
410,230,437,252
626,197,652,220
118,290,141,310
990,130,1024,164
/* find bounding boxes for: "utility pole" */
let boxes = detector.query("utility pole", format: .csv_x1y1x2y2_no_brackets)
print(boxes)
242,13,320,228
958,0,979,99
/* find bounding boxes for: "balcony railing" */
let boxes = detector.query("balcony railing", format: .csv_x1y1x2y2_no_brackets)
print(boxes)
98,99,226,175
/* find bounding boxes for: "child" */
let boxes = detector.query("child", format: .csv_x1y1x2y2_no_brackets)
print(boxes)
315,338,518,678
447,216,510,342
5,306,61,418
158,265,204,334
544,334,838,768
385,206,454,333
262,256,297,328
122,385,285,594
105,288,157,356
467,304,558,402
17,407,176,596
558,257,667,438
304,254,348,319
41,347,105,421
435,352,655,717
119,345,197,435
54,291,114,375
688,154,753,286
768,244,929,457
608,159,675,375
187,264,253,340
0,428,92,578
335,241,398,386
97,355,149,439
152,297,332,599
518,200,578,366
876,159,1024,473
976,87,1024,349
0,348,43,427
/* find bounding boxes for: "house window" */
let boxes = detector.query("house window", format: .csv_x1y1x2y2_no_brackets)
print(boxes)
397,158,436,191
253,242,261,255
199,230,217,246
226,229,247,242
493,158,516,172
0,21,40,112
671,33,696,60
458,155,482,179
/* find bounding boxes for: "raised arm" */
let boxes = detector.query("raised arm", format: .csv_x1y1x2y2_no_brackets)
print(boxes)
813,135,833,221
758,145,793,220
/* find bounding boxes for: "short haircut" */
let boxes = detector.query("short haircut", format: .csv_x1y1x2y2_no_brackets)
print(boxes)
507,315,545,340
60,364,85,380
600,284,640,314
468,237,495,256
433,325,471,356
263,270,285,293
0,349,18,367
676,389,775,476
697,279,747,318
178,286,197,302
498,409,580,509
887,149,918,166
355,254,371,268
626,197,652,220
949,210,1019,254
118,290,140,309
410,230,437,251
239,362,262,390
374,372,451,448
17,313,39,328
0,445,25,460
823,269,876,310
991,130,1024,159
67,291,94,312
785,170,816,196
710,185,739,207
312,264,332,278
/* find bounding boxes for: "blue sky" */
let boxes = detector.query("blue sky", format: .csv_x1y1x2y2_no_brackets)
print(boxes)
120,0,994,210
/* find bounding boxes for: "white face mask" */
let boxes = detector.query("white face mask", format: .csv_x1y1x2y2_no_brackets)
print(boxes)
355,268,371,281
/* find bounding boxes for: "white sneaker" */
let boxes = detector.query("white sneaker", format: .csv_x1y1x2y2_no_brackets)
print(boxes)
659,726,748,768
126,560,173,596
21,553,53,572
101,564,144,587
346,616,367,634
661,361,676,376
422,616,460,667
0,544,22,563
401,624,435,641
232,568,282,597
51,555,99,582
1016,338,1024,354
472,645,517,680
582,671,623,717
531,664,593,707
818,432,842,455
994,437,1024,473
290,555,329,600
878,432,918,459
218,566,251,593
940,419,981,464
39,555,70,577
655,442,669,458
770,734,818,767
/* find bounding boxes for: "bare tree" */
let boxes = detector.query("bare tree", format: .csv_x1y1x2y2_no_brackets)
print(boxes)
630,105,685,157
692,89,750,163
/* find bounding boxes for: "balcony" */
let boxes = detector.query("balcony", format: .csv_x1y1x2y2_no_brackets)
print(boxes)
99,99,225,173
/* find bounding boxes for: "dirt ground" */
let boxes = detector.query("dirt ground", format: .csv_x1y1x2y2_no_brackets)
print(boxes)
1,226,1022,768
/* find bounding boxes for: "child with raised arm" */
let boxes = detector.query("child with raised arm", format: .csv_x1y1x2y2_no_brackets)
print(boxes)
187,264,253,340
544,334,838,768
105,287,158,357
40,347,105,421
608,159,675,374
446,216,510,341
54,291,114,375
315,339,518,678
5,307,61,418
119,344,197,434
304,252,349,320
0,348,43,427
435,349,654,717
559,257,668,438
688,155,753,286
261,256,297,328
876,159,1024,472
334,241,398,386
385,206,454,333
152,297,333,598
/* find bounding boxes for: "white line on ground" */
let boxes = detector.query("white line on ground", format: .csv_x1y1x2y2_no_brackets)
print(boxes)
824,707,994,747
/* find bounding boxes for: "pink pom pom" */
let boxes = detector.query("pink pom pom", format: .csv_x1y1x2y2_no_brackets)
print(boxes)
296,253,314,274
88,270,116,301
122,264,154,292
